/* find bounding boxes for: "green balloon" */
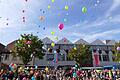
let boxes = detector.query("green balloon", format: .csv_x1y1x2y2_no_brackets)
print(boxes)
65,5,69,10
82,7,87,13
73,72,77,77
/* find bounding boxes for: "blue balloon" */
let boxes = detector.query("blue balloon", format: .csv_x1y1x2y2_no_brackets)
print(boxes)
31,76,35,80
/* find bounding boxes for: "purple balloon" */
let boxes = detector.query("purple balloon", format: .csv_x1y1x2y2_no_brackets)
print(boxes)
117,47,120,51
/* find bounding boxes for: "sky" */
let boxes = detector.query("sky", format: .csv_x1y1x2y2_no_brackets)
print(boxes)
0,0,120,45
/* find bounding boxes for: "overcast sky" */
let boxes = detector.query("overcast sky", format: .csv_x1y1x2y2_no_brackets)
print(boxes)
0,0,120,45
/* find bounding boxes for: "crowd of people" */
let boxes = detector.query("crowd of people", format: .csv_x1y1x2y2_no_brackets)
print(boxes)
0,63,120,80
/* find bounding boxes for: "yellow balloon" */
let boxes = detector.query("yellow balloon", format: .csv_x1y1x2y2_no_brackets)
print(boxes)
51,0,54,3
48,5,51,9
51,31,55,35
45,67,49,71
74,47,77,50
51,42,55,47
58,14,61,16
65,5,68,10
48,48,50,51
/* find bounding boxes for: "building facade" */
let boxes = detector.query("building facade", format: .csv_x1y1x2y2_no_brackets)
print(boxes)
0,37,119,68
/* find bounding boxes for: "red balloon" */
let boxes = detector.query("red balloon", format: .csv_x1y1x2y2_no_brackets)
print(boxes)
58,23,64,30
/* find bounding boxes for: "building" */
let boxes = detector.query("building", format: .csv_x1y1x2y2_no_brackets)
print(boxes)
0,37,119,68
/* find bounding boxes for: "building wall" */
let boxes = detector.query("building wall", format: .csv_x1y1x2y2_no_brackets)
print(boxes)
2,44,119,67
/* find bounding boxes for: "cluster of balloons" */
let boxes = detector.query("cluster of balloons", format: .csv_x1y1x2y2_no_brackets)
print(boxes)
9,63,17,71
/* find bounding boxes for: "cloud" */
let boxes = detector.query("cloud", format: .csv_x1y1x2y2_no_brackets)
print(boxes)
106,0,120,17
72,29,120,42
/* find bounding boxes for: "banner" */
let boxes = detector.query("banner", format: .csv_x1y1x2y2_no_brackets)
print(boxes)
94,53,100,66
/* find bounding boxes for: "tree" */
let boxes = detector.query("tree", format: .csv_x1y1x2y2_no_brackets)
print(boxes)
68,44,92,67
14,34,45,65
113,42,120,62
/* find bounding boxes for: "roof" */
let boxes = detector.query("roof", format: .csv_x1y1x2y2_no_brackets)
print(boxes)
6,40,17,51
0,43,5,52
91,39,105,45
74,39,89,45
42,37,54,44
56,38,73,44
0,43,9,53
106,40,116,45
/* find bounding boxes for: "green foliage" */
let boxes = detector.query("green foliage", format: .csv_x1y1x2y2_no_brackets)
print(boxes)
14,34,45,65
68,44,92,66
113,42,120,62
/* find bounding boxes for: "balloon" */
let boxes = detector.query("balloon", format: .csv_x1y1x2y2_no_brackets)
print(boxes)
48,5,51,9
51,31,55,35
74,47,77,50
51,42,55,47
58,23,64,30
31,76,35,80
64,18,67,22
48,48,50,51
73,72,77,77
75,64,78,68
43,27,45,30
82,7,87,13
117,47,120,51
22,10,25,13
43,11,45,13
48,62,50,64
6,23,8,25
66,13,69,16
55,37,58,40
45,67,49,71
65,5,69,10
23,20,25,22
39,16,45,21
35,65,38,69
26,40,32,44
97,0,100,3
51,0,55,3
58,14,61,16
54,50,57,53
40,9,42,11
28,45,30,47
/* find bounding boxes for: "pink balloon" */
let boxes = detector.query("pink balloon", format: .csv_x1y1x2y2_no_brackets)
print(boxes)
58,23,64,30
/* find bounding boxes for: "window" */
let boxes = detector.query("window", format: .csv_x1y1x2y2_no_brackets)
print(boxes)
99,55,102,61
12,57,17,61
103,55,109,61
67,54,73,61
5,54,9,60
58,54,65,61
46,54,54,61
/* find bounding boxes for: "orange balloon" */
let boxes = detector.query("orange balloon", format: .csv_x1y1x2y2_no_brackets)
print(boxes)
39,16,45,21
